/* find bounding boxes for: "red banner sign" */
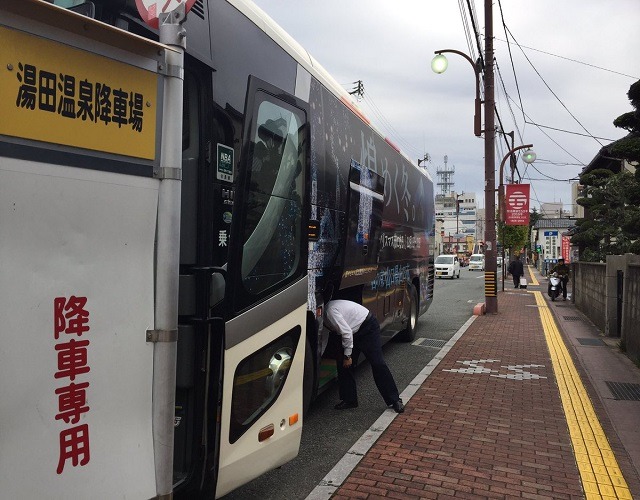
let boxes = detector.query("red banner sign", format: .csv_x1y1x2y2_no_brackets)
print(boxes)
562,235,571,263
505,184,530,225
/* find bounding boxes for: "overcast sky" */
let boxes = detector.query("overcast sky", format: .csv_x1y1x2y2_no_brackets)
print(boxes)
251,0,640,212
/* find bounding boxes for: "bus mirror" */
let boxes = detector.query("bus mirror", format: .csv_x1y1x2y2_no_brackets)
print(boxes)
210,271,226,308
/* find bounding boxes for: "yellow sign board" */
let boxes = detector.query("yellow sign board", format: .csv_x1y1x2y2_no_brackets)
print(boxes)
0,26,158,160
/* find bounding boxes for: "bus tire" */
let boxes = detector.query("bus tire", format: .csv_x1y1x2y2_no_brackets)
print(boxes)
397,286,419,342
302,337,316,417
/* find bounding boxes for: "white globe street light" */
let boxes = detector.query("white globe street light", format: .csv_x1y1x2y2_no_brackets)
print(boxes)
431,53,449,74
522,150,537,164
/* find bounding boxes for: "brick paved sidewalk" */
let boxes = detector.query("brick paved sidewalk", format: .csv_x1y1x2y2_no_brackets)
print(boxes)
333,291,584,499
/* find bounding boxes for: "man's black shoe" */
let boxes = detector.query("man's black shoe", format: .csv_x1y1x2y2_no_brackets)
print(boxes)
334,401,358,410
390,399,405,413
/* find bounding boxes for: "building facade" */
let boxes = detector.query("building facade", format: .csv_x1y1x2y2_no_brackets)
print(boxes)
434,191,478,255
531,218,578,273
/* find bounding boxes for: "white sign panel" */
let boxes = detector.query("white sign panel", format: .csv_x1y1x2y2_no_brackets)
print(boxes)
544,230,558,260
0,159,159,499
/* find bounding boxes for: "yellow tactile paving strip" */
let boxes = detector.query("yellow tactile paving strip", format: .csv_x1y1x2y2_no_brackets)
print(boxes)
533,291,632,499
528,265,539,285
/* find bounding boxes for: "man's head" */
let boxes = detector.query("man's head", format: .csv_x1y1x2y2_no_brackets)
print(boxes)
558,258,565,264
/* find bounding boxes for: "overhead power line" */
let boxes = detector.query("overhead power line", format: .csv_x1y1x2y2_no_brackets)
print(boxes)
502,24,604,147
490,36,639,80
497,0,526,127
528,163,580,182
505,93,586,167
522,121,616,142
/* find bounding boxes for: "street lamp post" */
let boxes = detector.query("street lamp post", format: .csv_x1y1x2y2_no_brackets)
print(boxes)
498,145,535,224
432,0,497,312
497,145,536,291
431,51,482,138
456,192,464,253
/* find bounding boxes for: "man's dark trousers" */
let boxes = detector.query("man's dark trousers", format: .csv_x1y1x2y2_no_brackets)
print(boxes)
512,273,522,288
334,315,400,405
561,276,569,298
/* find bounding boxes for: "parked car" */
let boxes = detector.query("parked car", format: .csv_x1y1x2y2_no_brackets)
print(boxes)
497,256,503,267
468,253,485,271
434,254,461,279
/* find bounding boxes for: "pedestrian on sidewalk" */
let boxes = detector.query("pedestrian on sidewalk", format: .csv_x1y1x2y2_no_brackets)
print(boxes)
550,257,570,300
507,255,524,288
323,291,404,413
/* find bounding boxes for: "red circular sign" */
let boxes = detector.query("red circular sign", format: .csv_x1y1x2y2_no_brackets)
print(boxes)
507,190,528,209
135,0,197,29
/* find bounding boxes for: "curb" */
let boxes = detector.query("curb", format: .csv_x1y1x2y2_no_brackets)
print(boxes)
473,302,486,315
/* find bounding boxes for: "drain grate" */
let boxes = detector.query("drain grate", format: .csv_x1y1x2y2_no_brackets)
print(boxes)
605,382,640,401
576,337,606,346
563,316,582,321
412,338,447,348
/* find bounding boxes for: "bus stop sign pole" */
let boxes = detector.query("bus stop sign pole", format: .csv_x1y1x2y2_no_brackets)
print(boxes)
152,4,186,499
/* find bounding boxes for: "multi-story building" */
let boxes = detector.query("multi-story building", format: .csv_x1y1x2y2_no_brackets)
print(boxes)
571,182,585,218
434,191,478,255
539,202,573,219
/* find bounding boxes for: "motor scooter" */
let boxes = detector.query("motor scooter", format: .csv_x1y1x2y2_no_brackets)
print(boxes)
548,273,561,301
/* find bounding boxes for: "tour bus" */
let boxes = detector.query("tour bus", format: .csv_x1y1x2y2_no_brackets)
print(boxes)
1,0,434,498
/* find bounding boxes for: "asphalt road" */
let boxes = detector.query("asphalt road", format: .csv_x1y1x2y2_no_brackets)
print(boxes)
222,267,487,499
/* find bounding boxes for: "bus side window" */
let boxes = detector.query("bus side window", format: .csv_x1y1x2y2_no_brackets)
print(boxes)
240,95,306,297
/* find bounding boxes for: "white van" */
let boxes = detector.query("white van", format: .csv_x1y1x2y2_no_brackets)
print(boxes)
468,253,485,271
435,254,461,279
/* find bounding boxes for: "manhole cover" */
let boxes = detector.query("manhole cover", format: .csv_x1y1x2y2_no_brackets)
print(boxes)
412,338,447,348
576,338,606,346
605,382,640,401
563,316,582,321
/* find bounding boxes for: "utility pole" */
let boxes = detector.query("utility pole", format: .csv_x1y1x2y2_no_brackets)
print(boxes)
483,0,497,313
349,80,364,100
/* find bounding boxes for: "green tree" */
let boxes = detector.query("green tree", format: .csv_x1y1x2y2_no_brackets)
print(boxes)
572,79,640,260
573,169,640,260
528,207,542,255
611,79,640,176
498,222,529,259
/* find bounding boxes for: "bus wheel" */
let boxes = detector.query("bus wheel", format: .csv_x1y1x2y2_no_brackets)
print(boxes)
303,337,316,417
398,286,418,342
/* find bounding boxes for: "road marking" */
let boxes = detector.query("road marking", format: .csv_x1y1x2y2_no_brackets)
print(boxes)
532,290,631,499
305,316,478,500
443,359,547,380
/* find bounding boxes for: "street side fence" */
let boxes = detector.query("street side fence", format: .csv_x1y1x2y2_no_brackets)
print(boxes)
572,255,640,364
623,264,640,363
572,262,606,333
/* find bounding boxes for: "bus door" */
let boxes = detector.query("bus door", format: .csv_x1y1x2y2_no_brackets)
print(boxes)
341,162,385,291
341,162,385,325
216,77,309,497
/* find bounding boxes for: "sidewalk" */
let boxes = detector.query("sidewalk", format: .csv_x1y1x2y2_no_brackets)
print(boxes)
311,266,640,499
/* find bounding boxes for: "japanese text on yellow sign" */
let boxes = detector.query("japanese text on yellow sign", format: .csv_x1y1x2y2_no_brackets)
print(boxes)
0,26,158,160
